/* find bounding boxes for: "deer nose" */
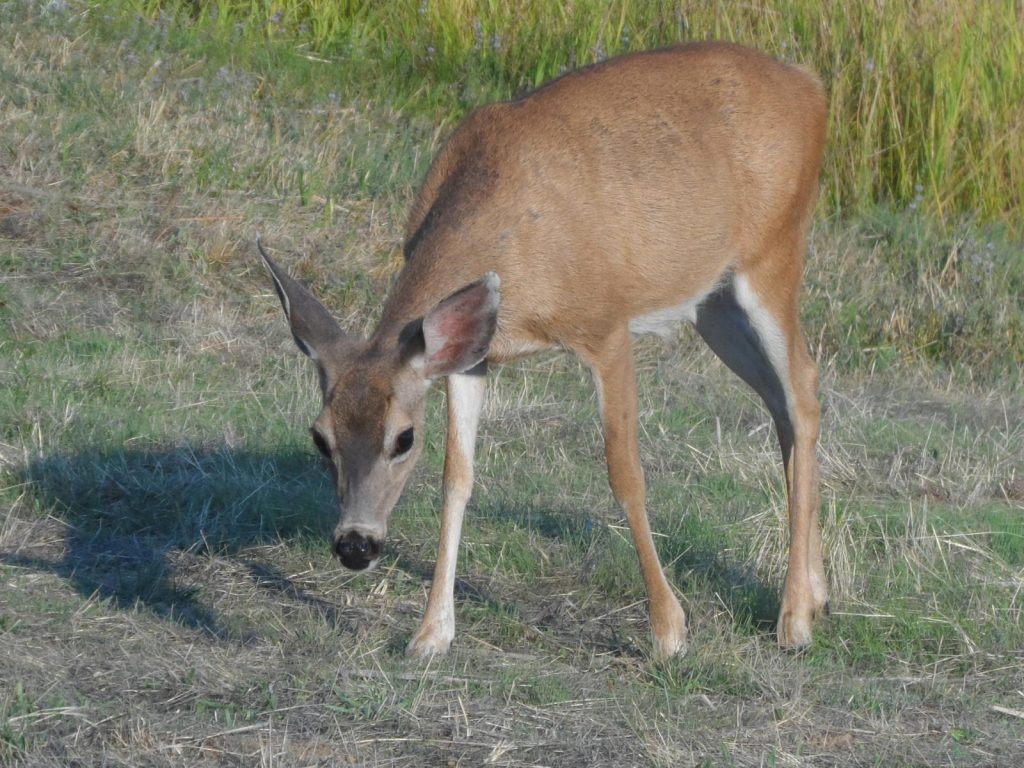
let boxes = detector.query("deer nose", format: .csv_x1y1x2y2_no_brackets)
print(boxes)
333,531,381,570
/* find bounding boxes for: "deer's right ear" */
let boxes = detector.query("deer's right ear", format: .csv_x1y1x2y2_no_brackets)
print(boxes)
258,239,347,385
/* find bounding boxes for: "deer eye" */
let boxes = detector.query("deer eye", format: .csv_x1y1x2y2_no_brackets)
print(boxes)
310,428,331,459
393,427,414,457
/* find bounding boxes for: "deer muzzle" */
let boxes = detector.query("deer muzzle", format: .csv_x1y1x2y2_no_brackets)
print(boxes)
333,530,382,570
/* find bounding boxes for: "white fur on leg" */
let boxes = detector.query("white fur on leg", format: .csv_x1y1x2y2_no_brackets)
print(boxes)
406,372,485,659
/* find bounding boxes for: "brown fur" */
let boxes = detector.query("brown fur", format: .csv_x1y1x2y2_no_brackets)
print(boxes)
384,43,825,354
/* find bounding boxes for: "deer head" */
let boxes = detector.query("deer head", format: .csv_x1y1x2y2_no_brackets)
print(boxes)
258,240,499,570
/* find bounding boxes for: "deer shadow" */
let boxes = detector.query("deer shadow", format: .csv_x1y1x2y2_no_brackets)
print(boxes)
6,446,779,649
5,446,338,640
5,446,533,643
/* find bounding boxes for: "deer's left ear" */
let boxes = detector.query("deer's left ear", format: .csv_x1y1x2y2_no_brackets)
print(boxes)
401,272,500,379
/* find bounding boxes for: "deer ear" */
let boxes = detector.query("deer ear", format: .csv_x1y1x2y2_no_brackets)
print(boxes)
406,272,500,379
258,238,349,388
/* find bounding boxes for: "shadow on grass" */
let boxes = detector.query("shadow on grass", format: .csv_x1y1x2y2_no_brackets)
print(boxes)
669,542,781,634
5,447,782,647
5,447,528,644
5,446,336,639
476,497,781,638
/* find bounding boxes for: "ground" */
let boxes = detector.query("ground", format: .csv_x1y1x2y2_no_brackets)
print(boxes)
1,3,1022,766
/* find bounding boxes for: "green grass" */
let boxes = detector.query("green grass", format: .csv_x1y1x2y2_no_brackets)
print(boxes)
2,3,1023,766
125,0,1024,230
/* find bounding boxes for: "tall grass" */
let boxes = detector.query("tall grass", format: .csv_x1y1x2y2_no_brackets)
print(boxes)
128,0,1024,229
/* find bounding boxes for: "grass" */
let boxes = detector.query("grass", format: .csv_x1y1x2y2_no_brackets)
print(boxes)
126,0,1024,229
1,1,1023,766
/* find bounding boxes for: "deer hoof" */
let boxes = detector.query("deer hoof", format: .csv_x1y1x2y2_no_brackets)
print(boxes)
406,622,454,659
651,605,689,661
777,605,814,651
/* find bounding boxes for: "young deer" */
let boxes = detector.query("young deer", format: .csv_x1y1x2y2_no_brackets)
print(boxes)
260,42,828,660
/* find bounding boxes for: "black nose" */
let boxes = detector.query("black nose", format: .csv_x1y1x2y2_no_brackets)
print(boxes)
333,532,381,570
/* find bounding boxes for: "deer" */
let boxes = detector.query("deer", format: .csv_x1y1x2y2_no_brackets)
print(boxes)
259,41,828,660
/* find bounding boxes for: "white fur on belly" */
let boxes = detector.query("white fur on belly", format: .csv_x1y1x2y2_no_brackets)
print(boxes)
629,284,716,337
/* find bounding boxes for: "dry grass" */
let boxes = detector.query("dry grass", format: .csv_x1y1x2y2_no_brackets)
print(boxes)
2,3,1023,766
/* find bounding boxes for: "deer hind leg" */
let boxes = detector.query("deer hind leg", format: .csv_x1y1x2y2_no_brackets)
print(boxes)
407,369,486,658
694,270,826,649
584,326,688,660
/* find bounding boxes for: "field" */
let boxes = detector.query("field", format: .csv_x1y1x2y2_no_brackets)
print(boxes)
2,2,1023,766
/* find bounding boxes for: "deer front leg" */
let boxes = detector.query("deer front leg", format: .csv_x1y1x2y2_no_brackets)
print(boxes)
587,329,688,660
407,371,486,658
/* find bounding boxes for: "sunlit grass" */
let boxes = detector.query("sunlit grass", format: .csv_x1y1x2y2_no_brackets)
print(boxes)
127,0,1024,229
